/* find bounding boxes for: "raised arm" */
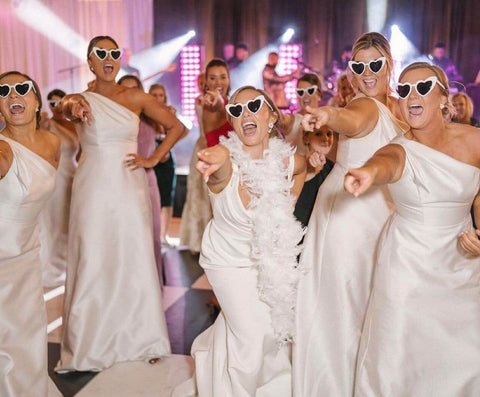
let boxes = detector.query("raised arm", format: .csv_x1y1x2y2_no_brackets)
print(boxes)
0,141,13,179
125,90,184,169
196,144,232,194
302,97,379,138
61,94,92,125
344,143,406,197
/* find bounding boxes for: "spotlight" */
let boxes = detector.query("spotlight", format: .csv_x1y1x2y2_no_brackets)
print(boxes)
188,30,196,37
389,24,421,80
281,28,295,44
367,0,387,32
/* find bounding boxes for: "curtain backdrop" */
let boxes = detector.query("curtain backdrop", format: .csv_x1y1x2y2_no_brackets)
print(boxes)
0,0,153,98
154,0,479,82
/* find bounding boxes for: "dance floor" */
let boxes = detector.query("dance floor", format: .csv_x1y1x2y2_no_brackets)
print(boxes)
45,218,217,396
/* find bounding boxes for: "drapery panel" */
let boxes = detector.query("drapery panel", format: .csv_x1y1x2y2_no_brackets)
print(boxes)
0,0,153,98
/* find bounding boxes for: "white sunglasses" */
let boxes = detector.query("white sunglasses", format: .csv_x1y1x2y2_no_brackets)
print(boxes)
0,80,36,98
226,95,274,118
395,76,446,99
348,57,386,76
89,47,123,61
296,85,318,97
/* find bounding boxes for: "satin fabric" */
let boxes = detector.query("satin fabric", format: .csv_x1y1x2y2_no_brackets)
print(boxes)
0,136,60,396
355,137,480,397
184,164,293,396
57,92,170,372
40,119,79,288
294,97,403,397
137,120,162,285
179,103,212,253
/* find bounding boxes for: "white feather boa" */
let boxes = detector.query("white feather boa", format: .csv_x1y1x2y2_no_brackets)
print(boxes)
220,132,306,345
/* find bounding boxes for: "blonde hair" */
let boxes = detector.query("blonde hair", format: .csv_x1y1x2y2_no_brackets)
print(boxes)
227,86,283,138
352,32,393,90
399,62,454,119
452,92,474,123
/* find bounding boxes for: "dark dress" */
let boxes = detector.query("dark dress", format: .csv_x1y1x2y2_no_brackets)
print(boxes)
154,137,176,208
294,158,334,227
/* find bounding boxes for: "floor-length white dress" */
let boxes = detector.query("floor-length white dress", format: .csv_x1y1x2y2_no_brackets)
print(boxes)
0,135,61,396
57,92,170,372
355,136,480,397
294,97,403,397
40,120,78,288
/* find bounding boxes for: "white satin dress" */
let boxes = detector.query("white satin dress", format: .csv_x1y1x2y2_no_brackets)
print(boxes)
294,97,403,397
182,152,296,397
57,92,170,372
355,136,480,397
0,135,60,396
40,120,79,288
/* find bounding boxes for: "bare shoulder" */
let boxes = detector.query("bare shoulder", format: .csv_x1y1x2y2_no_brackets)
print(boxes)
40,128,61,149
345,96,378,112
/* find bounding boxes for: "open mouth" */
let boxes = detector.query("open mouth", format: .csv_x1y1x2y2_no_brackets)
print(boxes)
363,78,377,89
303,99,311,105
103,64,114,74
242,121,257,134
408,104,423,116
9,103,25,114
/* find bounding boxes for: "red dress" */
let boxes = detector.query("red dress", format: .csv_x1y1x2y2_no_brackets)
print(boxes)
205,97,232,147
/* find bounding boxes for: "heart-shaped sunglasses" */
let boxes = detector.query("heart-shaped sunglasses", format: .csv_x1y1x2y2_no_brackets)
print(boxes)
226,95,273,118
296,85,318,97
395,76,445,99
0,81,36,98
89,47,123,61
348,57,386,76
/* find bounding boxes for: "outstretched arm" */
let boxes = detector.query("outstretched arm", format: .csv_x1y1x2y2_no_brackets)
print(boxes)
196,144,232,194
344,143,406,197
301,97,379,138
61,94,92,125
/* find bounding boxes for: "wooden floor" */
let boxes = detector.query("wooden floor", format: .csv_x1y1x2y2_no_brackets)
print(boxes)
45,217,218,396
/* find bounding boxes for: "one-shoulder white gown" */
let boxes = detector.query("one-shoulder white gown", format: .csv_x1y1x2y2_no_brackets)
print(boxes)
0,135,61,396
355,136,480,397
57,92,170,372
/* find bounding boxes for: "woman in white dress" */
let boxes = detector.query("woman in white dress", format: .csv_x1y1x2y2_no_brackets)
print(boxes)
0,71,61,396
345,62,480,397
182,86,306,396
40,88,79,288
294,32,407,397
56,35,185,373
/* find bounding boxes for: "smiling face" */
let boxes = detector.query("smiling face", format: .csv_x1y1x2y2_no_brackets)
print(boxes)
351,47,389,100
452,95,467,121
305,126,334,156
206,66,229,97
0,74,38,129
150,86,166,105
229,88,277,149
398,68,447,130
297,80,321,110
88,38,121,82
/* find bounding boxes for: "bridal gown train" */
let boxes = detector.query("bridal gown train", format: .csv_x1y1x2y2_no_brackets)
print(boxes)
40,120,78,288
57,92,170,372
355,137,480,397
294,96,404,397
0,135,61,396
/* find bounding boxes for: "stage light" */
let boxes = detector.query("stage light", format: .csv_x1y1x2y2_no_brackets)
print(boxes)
389,24,421,80
188,30,196,37
131,31,196,83
278,44,302,107
281,28,295,44
12,0,88,60
367,0,388,32
180,45,202,125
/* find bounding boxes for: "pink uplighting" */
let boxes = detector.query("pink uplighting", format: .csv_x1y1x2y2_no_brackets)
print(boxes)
278,43,302,107
180,45,202,125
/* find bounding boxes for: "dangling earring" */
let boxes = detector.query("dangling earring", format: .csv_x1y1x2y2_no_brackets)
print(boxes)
440,103,445,110
268,122,274,133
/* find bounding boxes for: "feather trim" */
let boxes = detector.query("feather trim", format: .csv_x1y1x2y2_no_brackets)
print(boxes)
220,132,306,345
